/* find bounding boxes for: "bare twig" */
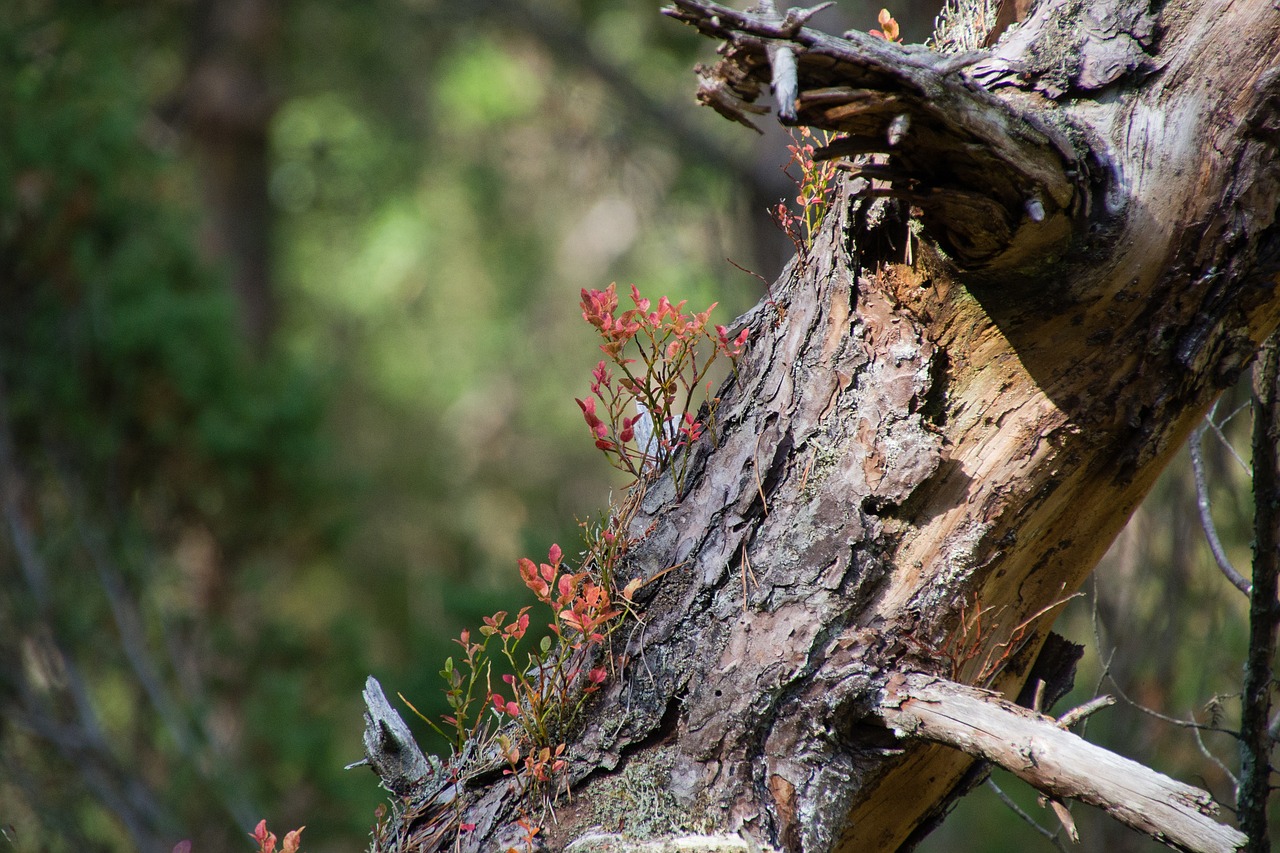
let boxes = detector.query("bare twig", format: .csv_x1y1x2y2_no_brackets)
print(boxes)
986,777,1071,852
1086,577,1240,810
1192,718,1239,790
1208,401,1252,472
1092,579,1237,738
1104,679,1237,737
0,375,254,845
55,463,198,754
47,458,257,832
1190,410,1250,595
1056,694,1115,729
1042,796,1080,844
8,642,175,850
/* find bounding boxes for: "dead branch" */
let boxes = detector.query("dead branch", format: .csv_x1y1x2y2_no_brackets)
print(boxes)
662,0,1092,271
1190,408,1250,595
878,672,1247,853
362,676,438,797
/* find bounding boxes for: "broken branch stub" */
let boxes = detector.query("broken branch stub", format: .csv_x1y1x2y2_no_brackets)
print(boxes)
361,676,437,796
663,0,1092,272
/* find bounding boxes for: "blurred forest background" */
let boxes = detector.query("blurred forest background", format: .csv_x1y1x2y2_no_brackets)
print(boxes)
0,0,1267,851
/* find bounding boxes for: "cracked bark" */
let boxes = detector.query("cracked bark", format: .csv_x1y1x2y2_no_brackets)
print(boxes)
364,0,1280,849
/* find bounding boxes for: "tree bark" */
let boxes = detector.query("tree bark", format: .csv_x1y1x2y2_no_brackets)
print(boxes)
1239,336,1280,850
364,0,1280,849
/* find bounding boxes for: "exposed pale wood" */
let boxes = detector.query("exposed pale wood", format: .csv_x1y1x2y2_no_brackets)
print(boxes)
878,673,1247,853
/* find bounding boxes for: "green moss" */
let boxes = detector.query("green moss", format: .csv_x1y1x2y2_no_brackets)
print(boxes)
800,438,844,502
571,747,713,841
566,834,775,852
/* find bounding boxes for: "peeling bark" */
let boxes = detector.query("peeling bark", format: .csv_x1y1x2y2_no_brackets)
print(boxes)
364,0,1280,849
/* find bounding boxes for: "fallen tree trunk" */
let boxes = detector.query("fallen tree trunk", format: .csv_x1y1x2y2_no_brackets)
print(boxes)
363,0,1280,849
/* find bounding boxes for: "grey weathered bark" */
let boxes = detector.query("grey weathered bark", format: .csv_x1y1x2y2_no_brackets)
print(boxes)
364,0,1280,849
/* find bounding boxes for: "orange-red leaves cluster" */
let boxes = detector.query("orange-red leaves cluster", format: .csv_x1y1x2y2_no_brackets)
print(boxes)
870,8,901,42
250,820,304,853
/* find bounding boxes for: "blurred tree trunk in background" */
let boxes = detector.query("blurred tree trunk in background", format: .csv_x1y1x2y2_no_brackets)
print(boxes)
2,4,326,850
178,0,280,349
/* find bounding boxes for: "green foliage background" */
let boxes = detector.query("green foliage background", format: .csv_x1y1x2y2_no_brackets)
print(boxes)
0,1,1263,851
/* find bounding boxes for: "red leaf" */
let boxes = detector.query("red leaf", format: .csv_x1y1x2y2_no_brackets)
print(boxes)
282,827,305,853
